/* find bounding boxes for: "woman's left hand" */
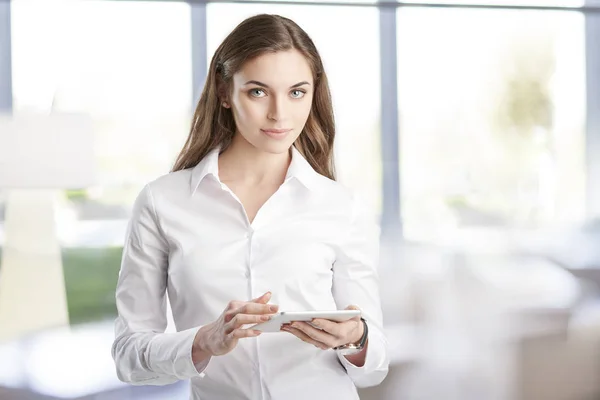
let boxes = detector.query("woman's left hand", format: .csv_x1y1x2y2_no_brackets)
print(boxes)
280,305,364,350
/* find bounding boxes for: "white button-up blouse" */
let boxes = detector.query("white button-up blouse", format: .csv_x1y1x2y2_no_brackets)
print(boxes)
112,146,389,400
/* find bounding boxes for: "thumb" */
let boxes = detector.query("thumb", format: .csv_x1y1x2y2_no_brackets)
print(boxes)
252,291,272,304
345,305,361,320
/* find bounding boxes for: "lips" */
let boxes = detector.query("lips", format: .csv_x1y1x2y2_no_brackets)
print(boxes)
261,128,291,134
260,128,292,140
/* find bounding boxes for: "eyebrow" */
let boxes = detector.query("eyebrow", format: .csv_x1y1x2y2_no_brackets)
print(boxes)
244,80,311,89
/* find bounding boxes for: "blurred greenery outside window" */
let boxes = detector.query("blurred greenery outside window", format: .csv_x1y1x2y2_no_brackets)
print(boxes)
398,8,585,240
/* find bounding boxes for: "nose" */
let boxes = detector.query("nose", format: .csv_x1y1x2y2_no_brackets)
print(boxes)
267,96,287,122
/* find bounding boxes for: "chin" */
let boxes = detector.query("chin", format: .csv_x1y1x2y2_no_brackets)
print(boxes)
258,142,293,155
250,137,296,155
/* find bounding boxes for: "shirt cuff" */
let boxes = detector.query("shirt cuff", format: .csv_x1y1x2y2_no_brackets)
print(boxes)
337,344,368,371
147,326,212,380
336,329,389,388
194,357,211,377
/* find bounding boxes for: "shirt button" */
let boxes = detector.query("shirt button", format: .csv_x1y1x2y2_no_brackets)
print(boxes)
246,231,254,239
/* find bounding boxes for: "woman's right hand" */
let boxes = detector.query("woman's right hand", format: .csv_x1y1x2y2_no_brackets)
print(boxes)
192,292,278,361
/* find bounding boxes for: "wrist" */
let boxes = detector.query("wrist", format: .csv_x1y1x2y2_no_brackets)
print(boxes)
192,324,214,363
335,317,368,355
350,320,365,345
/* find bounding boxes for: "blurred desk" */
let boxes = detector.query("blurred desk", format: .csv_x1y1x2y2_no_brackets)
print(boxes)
566,266,600,291
0,320,418,400
0,321,188,400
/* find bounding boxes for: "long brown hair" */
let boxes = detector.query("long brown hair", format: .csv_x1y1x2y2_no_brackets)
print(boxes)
172,14,336,180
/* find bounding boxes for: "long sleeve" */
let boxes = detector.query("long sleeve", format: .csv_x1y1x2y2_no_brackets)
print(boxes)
111,183,209,385
332,193,389,388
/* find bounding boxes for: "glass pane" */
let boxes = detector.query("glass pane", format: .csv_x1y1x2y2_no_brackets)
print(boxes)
403,0,583,6
207,4,383,216
397,7,586,242
8,0,192,324
236,0,379,3
231,0,581,5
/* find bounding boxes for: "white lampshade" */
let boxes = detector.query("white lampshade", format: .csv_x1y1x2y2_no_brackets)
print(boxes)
0,113,95,189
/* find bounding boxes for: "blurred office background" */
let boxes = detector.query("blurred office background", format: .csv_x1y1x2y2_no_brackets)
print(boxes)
1,0,600,398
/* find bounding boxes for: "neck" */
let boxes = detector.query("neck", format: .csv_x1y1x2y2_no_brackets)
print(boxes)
218,134,291,186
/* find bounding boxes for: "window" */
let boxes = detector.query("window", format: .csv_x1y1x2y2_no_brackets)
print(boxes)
397,7,586,241
8,0,192,323
399,0,582,6
1,0,592,325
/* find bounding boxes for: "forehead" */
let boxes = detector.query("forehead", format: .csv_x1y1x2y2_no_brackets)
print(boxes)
233,50,313,88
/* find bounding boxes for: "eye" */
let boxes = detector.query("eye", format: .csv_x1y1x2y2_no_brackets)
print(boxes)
290,89,306,99
249,88,266,98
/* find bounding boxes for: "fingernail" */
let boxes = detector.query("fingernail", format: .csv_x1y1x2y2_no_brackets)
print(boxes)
261,315,270,321
269,305,278,312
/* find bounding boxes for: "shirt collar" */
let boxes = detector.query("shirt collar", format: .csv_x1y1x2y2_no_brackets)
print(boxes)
286,145,320,191
190,147,220,195
190,145,321,195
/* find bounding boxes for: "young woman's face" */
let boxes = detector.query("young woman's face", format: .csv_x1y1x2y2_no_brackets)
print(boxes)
228,50,314,154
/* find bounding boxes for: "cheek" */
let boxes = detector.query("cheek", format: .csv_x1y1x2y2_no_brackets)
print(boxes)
234,98,265,127
295,99,313,123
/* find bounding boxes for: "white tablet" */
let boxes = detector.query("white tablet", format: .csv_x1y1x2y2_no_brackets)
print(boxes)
251,310,361,333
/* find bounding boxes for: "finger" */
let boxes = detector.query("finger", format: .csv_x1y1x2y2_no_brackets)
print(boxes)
239,302,279,315
251,292,272,304
225,303,277,322
224,313,272,333
230,328,262,339
289,322,338,348
345,305,362,321
311,318,341,335
226,300,243,311
223,300,245,321
282,326,329,350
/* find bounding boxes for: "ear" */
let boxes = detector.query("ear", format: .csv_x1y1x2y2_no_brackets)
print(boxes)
216,76,230,109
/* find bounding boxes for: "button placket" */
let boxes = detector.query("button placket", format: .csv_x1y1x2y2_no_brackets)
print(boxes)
246,229,256,296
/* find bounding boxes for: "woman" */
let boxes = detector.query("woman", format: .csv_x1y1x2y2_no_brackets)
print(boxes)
111,14,388,400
